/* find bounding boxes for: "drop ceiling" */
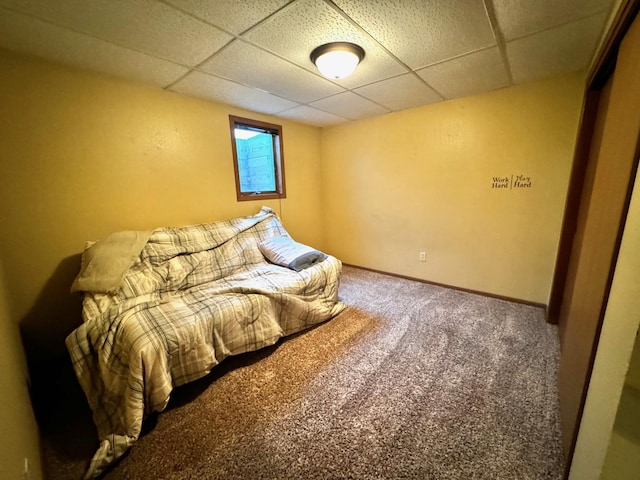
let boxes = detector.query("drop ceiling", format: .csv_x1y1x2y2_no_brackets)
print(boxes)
0,0,616,127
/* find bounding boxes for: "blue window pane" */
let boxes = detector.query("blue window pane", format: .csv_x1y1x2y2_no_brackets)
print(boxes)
235,131,276,193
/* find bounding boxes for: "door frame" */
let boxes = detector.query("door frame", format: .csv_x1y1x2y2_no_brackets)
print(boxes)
548,0,640,326
547,1,640,475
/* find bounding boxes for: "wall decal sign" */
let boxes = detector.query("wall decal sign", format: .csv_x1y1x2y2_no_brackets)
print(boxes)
492,174,532,189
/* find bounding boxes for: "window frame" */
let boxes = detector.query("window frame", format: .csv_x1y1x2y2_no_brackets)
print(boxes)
229,115,286,202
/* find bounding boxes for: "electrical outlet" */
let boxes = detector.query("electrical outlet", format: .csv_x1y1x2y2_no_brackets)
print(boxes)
419,251,426,262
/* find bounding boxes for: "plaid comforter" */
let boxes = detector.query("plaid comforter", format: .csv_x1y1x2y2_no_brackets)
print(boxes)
66,208,345,479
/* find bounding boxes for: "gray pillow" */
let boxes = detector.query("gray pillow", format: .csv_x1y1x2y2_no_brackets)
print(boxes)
258,235,327,272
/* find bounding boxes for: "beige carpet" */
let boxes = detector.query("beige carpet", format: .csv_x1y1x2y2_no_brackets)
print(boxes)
43,265,564,479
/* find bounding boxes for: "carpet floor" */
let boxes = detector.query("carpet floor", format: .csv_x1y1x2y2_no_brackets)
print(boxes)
42,265,564,479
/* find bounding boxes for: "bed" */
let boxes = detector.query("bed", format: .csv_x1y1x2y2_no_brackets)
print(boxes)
65,207,345,478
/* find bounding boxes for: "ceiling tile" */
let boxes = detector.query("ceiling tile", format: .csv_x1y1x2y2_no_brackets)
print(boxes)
507,13,607,85
243,0,407,89
275,105,349,127
199,40,344,104
354,74,442,111
309,92,389,121
0,8,188,86
163,0,290,34
0,0,232,66
0,0,617,126
333,0,496,69
493,0,613,41
416,47,510,100
169,71,299,114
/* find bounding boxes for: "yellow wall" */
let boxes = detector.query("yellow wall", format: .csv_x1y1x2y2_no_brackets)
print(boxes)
0,260,43,480
320,73,585,304
0,47,588,476
601,369,640,479
0,48,324,360
625,334,640,391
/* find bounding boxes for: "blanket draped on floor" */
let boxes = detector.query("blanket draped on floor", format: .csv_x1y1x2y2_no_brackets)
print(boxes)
66,208,345,478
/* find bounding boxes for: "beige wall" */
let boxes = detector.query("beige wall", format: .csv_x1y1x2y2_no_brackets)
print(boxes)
0,48,324,360
0,260,43,480
320,73,585,304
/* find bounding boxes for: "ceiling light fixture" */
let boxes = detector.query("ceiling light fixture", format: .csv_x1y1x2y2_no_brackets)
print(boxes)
310,42,365,80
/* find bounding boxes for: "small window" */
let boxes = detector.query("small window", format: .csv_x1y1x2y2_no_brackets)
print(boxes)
229,115,286,202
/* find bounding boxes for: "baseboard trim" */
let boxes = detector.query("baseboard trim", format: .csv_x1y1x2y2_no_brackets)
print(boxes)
343,263,548,314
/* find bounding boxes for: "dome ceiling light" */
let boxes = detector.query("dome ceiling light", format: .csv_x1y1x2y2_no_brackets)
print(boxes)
310,42,365,80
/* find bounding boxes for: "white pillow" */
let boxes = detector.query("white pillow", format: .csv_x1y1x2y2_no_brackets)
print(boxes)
258,236,327,272
71,230,152,293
